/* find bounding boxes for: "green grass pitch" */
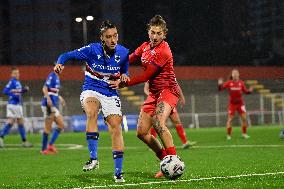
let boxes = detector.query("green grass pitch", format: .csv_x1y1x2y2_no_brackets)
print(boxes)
0,126,284,189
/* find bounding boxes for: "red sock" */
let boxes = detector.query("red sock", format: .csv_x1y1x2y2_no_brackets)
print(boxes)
165,146,176,155
150,127,157,138
175,124,187,144
242,126,247,134
227,127,232,135
156,149,167,160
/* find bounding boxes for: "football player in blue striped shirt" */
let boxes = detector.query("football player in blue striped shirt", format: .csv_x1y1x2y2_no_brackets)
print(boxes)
54,20,129,182
0,67,33,148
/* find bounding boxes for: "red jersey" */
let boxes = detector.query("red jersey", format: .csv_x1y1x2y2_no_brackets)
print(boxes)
129,41,179,95
219,80,251,105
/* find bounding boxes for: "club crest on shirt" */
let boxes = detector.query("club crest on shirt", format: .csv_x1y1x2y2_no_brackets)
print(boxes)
115,55,120,63
97,55,101,60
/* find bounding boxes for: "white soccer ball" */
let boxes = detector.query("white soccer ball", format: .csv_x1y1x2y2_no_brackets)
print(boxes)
160,155,185,180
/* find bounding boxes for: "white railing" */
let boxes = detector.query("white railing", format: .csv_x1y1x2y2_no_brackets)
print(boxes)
1,93,284,129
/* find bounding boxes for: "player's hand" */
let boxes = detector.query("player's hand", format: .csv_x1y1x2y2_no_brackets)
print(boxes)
59,96,66,107
54,64,64,74
109,80,121,89
218,78,224,85
22,86,29,93
47,97,53,107
120,74,130,83
180,97,186,108
249,86,253,92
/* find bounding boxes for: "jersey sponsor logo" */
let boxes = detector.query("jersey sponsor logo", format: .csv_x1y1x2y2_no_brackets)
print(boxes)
92,62,120,71
114,55,120,63
230,87,241,91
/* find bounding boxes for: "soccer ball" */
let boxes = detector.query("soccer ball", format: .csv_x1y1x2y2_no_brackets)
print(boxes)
160,155,185,180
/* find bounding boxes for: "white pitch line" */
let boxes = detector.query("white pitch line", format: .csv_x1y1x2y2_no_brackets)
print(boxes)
72,171,284,189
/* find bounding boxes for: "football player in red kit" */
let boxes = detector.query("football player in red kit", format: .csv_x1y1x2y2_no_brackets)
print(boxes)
144,82,195,149
218,69,253,140
110,15,182,178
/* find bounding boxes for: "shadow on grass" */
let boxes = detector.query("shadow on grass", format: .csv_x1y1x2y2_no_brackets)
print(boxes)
69,170,156,184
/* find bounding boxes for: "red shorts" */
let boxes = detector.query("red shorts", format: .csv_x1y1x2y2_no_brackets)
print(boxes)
228,103,246,116
142,89,179,116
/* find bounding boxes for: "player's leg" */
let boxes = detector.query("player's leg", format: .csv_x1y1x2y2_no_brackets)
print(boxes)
41,108,55,154
239,105,249,139
136,109,168,179
280,128,284,139
101,95,125,182
137,94,166,160
153,102,176,153
136,110,166,160
82,95,100,172
226,115,234,140
105,115,125,182
48,109,64,153
17,117,32,147
0,118,15,148
150,127,158,138
226,104,235,140
0,118,14,139
169,109,191,149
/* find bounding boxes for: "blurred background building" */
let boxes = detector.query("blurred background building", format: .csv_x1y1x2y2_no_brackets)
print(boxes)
0,0,283,66
0,0,284,129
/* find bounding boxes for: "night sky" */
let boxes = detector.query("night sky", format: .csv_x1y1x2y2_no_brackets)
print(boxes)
0,0,283,66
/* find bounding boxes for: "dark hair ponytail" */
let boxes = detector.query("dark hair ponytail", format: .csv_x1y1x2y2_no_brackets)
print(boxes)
100,20,116,35
147,15,168,33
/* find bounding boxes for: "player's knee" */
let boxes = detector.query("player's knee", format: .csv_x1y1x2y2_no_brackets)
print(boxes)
58,123,64,129
136,130,147,140
111,124,121,133
152,116,166,128
85,109,97,119
44,128,51,134
172,120,180,126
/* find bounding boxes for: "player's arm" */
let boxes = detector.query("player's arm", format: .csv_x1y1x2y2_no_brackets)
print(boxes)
42,86,52,107
242,82,253,94
129,43,144,64
109,62,160,88
218,78,229,91
2,80,17,97
129,53,140,64
125,50,170,86
110,51,170,88
144,81,150,96
125,62,160,86
54,45,92,74
177,83,186,107
42,75,53,107
21,86,29,93
59,95,66,107
120,53,130,82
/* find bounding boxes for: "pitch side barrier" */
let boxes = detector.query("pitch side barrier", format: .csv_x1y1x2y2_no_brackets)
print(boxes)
0,111,283,134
